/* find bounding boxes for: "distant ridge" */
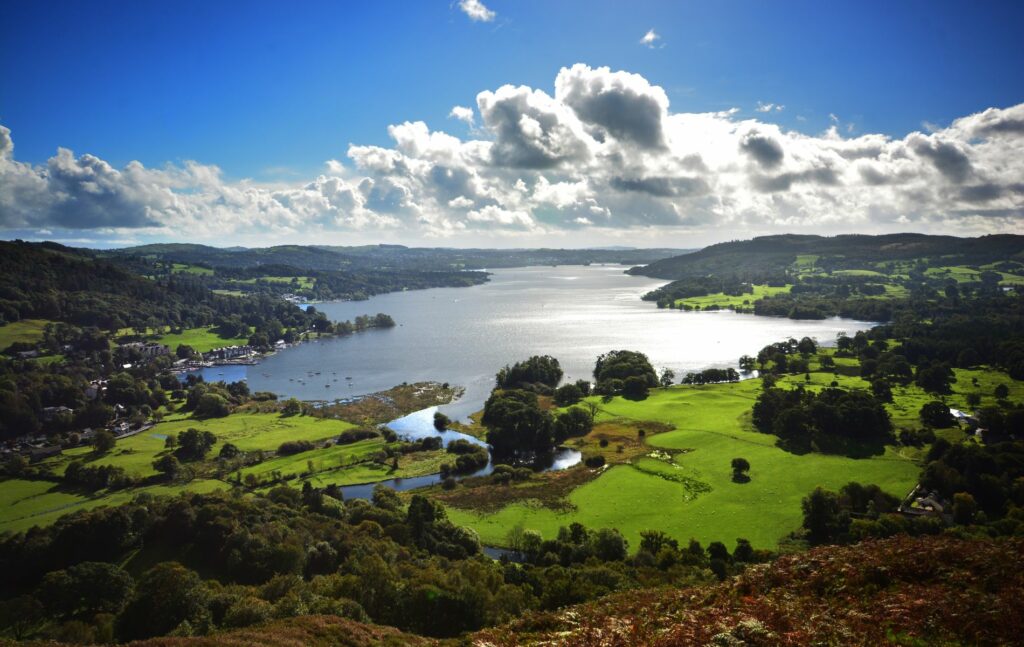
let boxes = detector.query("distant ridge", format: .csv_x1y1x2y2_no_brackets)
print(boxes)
629,233,1024,279
109,243,689,272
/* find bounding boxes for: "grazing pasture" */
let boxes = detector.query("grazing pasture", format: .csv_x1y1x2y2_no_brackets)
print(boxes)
447,380,920,550
0,319,50,351
0,477,227,534
155,327,251,353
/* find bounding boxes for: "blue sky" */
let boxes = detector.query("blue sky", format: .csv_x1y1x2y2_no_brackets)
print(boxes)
1,0,1022,247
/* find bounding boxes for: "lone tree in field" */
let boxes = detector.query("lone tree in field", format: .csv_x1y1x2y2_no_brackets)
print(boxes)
919,401,954,428
93,429,116,453
176,428,216,461
659,368,676,388
282,398,303,416
731,457,751,483
152,454,181,479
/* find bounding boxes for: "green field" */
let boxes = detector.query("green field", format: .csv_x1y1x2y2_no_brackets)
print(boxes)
0,477,227,534
170,263,214,275
776,369,869,392
231,276,315,290
239,437,384,480
878,283,909,298
831,269,886,277
0,319,51,351
923,265,1024,285
195,413,356,451
29,354,65,366
242,437,453,489
447,380,920,550
41,413,358,479
6,413,360,531
155,327,251,352
673,284,791,310
883,366,1024,433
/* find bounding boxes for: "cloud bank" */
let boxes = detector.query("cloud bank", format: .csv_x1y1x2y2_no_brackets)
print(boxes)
1,64,1022,245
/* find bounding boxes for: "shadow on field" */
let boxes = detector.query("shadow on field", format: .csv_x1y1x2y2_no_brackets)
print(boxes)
776,433,888,459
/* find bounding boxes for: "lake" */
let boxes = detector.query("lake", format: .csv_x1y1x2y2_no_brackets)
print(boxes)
190,265,874,420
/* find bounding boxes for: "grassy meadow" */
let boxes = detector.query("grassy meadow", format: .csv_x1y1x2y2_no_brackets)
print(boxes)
40,412,359,480
238,437,384,481
0,477,227,535
673,284,791,310
0,409,424,533
0,319,51,351
230,276,316,290
170,262,214,276
259,446,450,489
922,265,1024,285
154,327,251,352
447,378,921,551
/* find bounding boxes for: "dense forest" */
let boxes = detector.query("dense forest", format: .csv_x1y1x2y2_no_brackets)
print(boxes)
0,490,738,642
0,241,339,332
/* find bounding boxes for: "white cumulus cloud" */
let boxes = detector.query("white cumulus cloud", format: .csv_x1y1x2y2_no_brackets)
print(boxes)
458,0,495,22
2,66,1022,246
640,29,661,48
448,105,476,126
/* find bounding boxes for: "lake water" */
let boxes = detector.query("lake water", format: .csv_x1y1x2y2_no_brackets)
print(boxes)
190,265,874,420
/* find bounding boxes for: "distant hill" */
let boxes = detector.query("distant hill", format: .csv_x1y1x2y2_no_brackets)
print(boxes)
111,244,359,272
629,233,1024,280
0,240,223,330
112,243,691,272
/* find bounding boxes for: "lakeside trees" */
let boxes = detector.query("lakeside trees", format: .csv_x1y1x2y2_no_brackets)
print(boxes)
440,440,489,476
495,355,563,392
553,407,594,440
681,367,740,385
432,411,449,431
552,380,591,406
593,350,657,398
483,389,555,459
484,356,595,460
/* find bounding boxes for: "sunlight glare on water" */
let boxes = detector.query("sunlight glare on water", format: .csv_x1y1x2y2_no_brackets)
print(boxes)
192,265,874,420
